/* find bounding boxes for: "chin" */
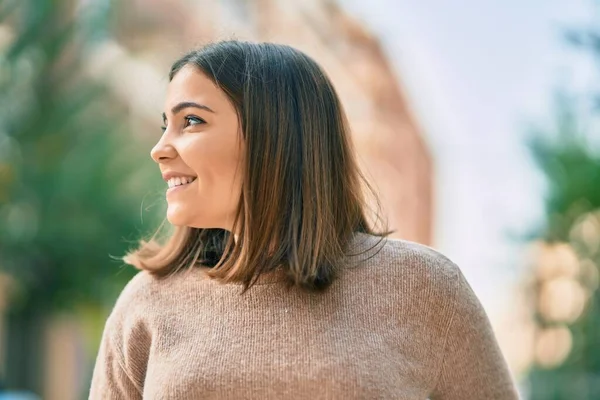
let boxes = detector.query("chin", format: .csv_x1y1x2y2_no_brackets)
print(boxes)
166,209,211,229
166,203,231,229
166,205,191,226
166,215,187,227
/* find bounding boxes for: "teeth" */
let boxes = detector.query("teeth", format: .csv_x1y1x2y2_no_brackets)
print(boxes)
167,176,196,189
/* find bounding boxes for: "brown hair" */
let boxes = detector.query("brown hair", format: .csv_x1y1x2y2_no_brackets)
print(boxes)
125,40,391,292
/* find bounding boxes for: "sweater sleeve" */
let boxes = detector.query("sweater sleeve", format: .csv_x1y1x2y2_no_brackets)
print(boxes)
429,268,520,400
89,273,152,400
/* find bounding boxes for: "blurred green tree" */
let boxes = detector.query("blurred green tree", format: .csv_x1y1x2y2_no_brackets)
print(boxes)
0,0,161,393
526,98,600,398
526,16,600,399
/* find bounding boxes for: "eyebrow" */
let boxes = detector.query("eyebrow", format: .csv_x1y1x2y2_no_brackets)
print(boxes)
162,101,215,123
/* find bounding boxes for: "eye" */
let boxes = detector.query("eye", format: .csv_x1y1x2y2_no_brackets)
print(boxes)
160,125,167,132
184,115,206,128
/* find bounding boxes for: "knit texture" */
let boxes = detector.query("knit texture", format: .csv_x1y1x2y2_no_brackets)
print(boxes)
89,232,519,399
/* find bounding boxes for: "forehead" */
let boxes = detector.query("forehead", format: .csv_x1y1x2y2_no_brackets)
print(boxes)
165,65,227,111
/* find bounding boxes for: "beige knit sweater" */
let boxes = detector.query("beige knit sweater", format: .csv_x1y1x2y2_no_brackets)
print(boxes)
89,233,519,399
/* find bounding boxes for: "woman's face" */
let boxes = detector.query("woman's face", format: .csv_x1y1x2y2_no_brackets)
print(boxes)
151,64,243,230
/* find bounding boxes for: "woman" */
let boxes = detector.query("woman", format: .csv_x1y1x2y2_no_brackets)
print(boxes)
90,40,519,399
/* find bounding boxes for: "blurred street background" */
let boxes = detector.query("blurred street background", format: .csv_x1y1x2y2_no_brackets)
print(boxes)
1,0,600,398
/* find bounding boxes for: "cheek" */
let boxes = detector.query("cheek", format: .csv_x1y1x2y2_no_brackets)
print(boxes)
184,138,243,192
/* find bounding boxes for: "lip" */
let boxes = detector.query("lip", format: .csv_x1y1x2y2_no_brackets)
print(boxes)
161,171,197,182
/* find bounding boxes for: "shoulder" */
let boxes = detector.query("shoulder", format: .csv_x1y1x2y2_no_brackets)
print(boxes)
105,267,210,330
353,234,492,335
348,233,461,298
102,270,165,338
110,270,161,314
383,236,458,274
348,235,497,359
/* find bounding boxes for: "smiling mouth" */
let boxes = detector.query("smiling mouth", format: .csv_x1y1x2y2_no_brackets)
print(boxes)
167,176,197,189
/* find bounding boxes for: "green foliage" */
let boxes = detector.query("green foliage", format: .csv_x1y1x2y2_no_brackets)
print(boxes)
526,98,600,397
0,0,161,315
526,25,600,400
527,96,600,242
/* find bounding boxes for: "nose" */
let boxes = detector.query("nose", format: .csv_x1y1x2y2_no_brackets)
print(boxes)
150,136,177,163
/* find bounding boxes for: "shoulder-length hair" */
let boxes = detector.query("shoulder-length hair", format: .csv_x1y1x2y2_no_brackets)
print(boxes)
124,40,391,292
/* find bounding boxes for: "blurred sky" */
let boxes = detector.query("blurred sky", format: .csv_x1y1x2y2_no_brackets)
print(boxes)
339,0,597,318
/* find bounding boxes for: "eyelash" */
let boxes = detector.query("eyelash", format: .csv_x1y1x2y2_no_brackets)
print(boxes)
161,115,206,132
